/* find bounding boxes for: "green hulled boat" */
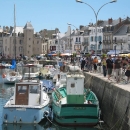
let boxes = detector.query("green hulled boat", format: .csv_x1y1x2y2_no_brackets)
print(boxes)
52,67,100,126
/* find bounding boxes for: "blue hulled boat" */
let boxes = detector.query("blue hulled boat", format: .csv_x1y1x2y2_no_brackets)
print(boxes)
2,64,50,124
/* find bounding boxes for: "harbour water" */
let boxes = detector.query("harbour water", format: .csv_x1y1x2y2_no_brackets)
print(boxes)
0,69,108,130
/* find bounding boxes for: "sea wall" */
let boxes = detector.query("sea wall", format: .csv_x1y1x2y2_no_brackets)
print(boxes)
84,72,130,130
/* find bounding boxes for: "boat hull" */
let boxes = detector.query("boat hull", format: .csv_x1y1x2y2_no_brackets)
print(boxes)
3,75,22,84
2,105,49,124
52,103,99,126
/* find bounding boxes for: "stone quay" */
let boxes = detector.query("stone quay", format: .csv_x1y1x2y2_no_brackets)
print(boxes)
84,72,130,130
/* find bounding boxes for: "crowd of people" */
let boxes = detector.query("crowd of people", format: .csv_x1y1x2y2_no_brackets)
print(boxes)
80,55,130,84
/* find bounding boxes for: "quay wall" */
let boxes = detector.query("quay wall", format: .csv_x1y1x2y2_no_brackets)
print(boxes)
84,72,130,130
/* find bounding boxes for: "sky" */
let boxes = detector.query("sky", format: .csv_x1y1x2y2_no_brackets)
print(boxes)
0,0,130,33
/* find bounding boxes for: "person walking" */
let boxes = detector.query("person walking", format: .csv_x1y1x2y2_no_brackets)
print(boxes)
106,55,113,81
87,55,93,72
93,57,98,73
113,55,122,83
102,57,107,77
81,58,86,70
125,63,130,84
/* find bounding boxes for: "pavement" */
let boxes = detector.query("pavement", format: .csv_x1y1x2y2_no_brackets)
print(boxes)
84,67,130,92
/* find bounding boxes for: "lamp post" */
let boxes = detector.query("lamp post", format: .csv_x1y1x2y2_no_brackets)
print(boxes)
113,43,117,59
76,0,117,56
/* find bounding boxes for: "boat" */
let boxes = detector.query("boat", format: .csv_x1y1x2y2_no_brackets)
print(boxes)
36,65,56,79
2,70,22,84
0,62,12,69
44,65,56,79
2,64,51,124
55,72,67,88
52,65,100,126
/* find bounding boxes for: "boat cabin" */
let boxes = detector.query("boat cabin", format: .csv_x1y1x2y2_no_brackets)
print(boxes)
58,72,67,84
66,66,85,104
9,81,43,106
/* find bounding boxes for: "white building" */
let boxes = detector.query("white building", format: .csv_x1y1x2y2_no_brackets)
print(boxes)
113,24,130,53
88,26,103,54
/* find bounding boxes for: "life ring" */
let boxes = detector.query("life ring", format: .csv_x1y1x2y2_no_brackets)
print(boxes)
2,73,6,78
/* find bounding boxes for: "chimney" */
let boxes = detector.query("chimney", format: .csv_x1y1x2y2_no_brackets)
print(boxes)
108,18,113,25
79,25,84,30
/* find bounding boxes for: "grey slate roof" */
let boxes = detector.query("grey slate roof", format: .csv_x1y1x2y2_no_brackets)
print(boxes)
114,24,130,35
24,22,33,30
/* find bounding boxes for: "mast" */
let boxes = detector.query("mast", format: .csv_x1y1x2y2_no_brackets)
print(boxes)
14,4,16,60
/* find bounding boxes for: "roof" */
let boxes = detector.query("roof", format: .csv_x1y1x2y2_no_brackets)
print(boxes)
98,18,124,27
114,25,129,36
24,22,33,30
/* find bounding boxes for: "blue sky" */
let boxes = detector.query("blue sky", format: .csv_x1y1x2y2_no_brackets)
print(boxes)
0,0,130,33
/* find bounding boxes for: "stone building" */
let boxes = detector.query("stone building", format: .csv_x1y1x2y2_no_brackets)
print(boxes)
2,22,43,58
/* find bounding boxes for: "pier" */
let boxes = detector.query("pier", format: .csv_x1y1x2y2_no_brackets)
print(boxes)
84,72,130,130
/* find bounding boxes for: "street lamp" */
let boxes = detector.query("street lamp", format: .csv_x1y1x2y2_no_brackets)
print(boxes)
113,43,117,58
76,0,117,56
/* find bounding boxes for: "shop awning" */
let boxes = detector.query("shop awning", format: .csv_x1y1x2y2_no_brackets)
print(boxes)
107,50,121,55
60,53,72,56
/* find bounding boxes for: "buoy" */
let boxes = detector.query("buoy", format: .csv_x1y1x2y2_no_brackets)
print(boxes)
2,73,6,78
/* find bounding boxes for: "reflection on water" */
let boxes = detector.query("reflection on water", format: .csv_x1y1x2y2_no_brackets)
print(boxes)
2,124,99,130
0,69,105,130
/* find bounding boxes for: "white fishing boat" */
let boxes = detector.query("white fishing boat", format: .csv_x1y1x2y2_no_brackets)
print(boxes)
2,69,22,84
55,72,67,88
2,64,50,124
43,65,56,79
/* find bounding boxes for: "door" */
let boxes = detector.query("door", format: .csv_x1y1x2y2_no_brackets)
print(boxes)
15,84,29,105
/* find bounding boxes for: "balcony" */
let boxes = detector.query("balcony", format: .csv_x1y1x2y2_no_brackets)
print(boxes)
75,41,81,44
116,39,126,43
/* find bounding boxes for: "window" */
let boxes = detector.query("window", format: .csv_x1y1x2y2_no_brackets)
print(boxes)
19,40,22,44
30,85,39,94
114,37,117,42
91,36,93,41
37,41,39,44
76,37,78,42
128,44,130,50
79,37,80,42
18,86,27,93
71,83,75,88
28,51,29,54
99,36,102,41
29,38,31,40
128,35,130,41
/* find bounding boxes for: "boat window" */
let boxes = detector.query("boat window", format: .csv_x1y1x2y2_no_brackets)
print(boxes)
71,83,75,88
18,86,27,93
61,75,66,79
30,85,39,94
